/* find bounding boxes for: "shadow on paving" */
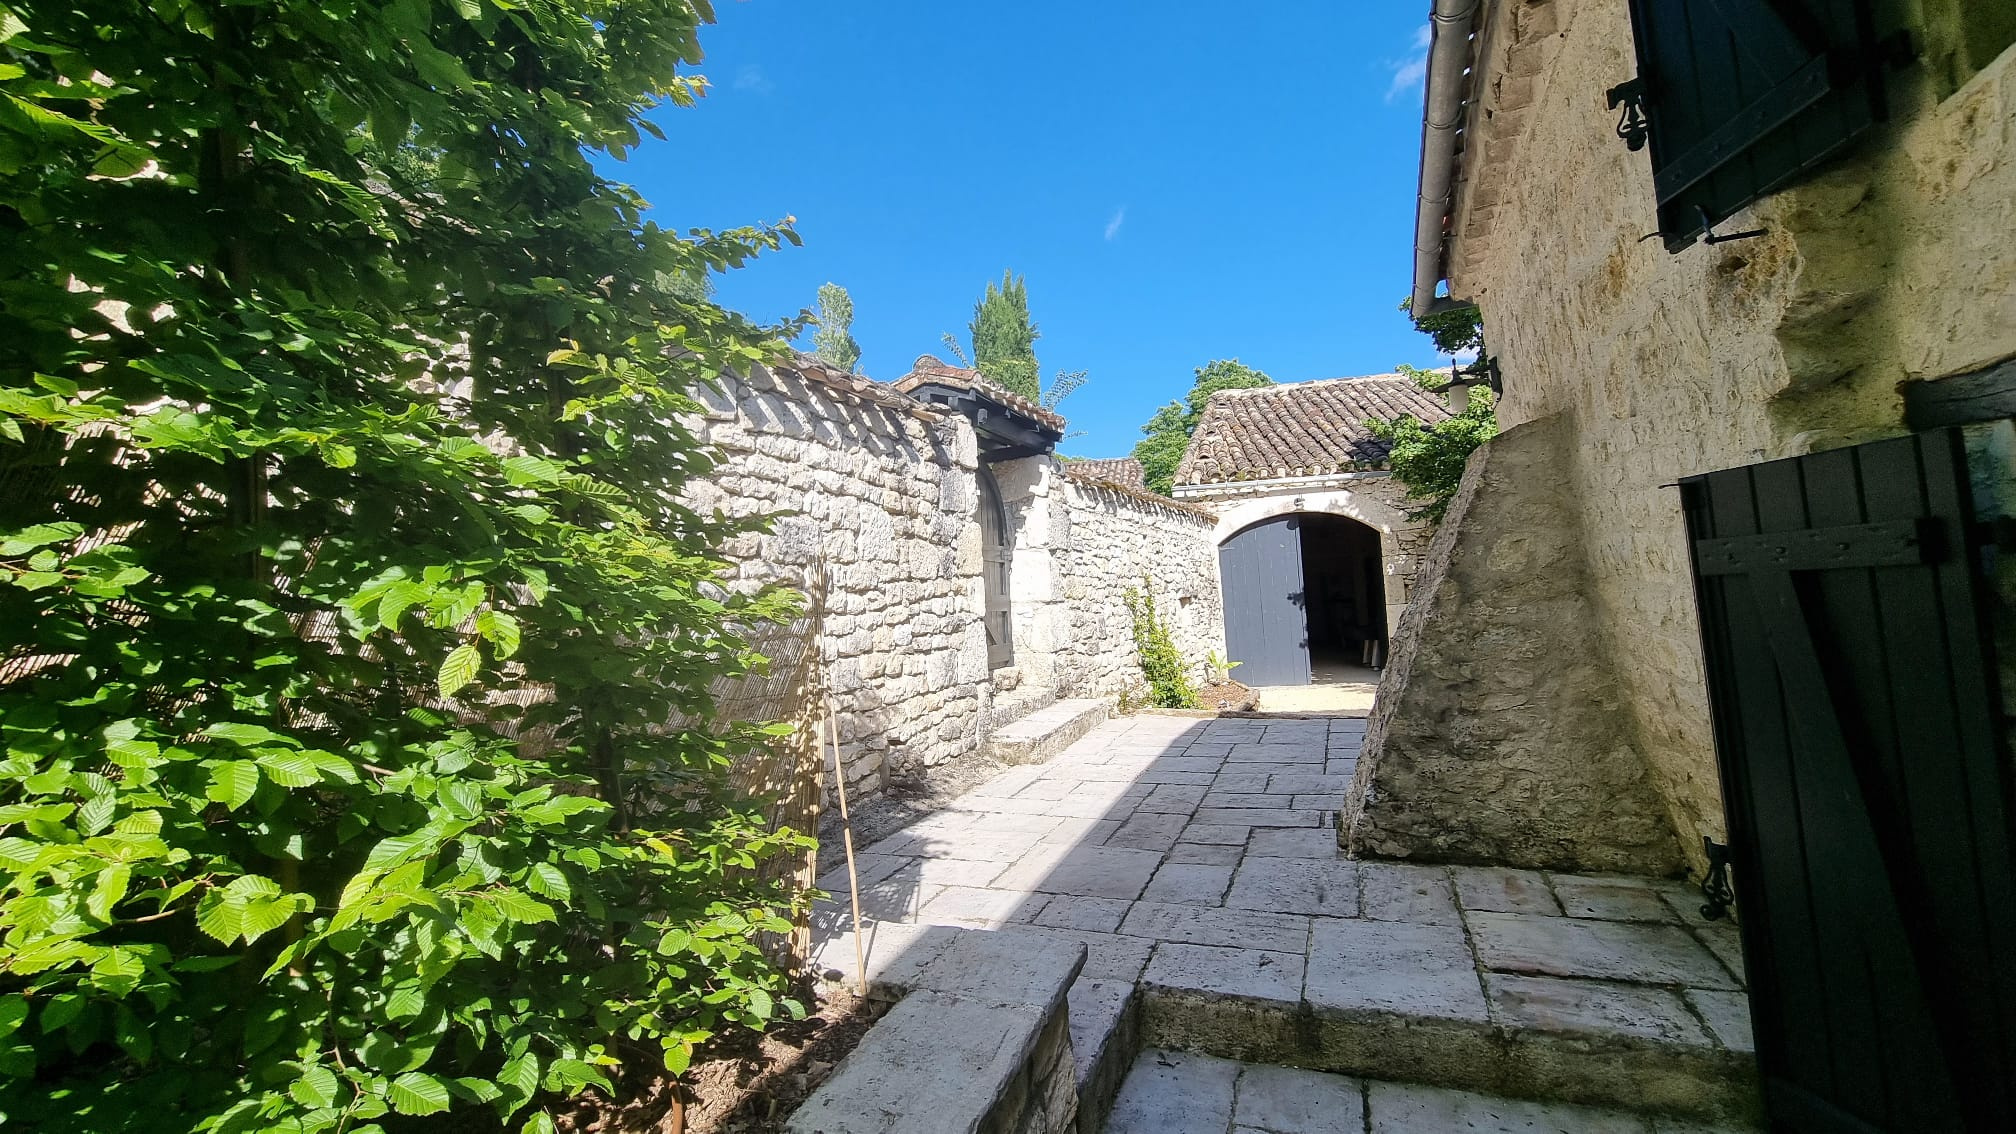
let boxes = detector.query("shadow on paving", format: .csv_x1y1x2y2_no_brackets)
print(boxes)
800,712,1762,1132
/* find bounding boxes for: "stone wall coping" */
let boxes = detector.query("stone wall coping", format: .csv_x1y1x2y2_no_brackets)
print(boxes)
770,353,955,425
1060,466,1217,523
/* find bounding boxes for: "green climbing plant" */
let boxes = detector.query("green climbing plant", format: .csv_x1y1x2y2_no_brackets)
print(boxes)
1123,581,1199,709
0,2,815,1131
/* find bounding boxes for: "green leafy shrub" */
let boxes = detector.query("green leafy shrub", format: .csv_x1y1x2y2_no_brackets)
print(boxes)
1123,582,1199,709
1364,384,1499,522
0,2,813,1130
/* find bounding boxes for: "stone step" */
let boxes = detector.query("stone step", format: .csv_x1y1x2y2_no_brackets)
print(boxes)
987,697,1111,765
989,682,1057,731
1131,932,1760,1126
793,926,1087,1134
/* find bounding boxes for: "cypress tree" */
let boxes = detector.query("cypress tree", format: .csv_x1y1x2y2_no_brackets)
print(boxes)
968,271,1041,400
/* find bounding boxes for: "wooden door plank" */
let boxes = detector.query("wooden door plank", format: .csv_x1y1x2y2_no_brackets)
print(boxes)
1749,457,1896,1124
1910,432,2016,1105
1699,466,1837,1098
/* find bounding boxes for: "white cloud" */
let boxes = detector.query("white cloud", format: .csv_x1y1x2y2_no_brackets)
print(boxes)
1104,206,1127,241
732,64,774,95
1385,25,1431,103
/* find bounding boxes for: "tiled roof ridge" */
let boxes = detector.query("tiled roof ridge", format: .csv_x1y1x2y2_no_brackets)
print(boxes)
776,353,948,421
893,354,1067,433
1173,372,1453,487
1206,372,1413,398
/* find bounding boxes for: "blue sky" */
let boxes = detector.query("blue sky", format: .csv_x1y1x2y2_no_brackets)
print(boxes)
613,1,1442,458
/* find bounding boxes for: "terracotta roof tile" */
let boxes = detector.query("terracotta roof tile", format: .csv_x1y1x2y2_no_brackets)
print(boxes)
892,355,1067,433
1067,457,1146,489
1173,374,1452,486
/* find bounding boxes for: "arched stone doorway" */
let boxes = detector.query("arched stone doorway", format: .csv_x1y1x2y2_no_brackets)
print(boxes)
1219,512,1388,686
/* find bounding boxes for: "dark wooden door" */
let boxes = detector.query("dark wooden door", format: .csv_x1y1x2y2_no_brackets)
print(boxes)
979,468,1012,669
1681,430,2016,1132
1220,516,1310,687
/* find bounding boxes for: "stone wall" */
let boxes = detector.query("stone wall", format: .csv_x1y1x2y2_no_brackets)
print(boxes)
1342,416,1683,874
1410,2,2016,875
685,362,989,795
686,362,1228,796
1054,469,1224,697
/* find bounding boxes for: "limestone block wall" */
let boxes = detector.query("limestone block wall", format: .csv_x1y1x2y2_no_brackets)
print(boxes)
1432,1,2016,875
1053,471,1224,697
684,363,988,794
1343,416,1683,874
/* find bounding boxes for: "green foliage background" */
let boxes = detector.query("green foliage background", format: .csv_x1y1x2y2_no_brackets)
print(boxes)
968,270,1040,401
0,1,815,1130
1131,359,1273,495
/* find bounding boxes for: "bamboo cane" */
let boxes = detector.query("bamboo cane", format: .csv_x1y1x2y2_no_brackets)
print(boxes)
825,696,867,996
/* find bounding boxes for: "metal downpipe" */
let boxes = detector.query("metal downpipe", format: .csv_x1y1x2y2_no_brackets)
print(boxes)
1411,0,1481,316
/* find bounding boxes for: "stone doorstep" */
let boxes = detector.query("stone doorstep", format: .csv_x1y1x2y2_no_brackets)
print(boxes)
1119,919,1760,1125
987,698,1114,766
790,926,1089,1134
1132,977,1762,1126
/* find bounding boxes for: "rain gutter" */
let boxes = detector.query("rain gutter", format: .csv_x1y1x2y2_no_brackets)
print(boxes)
1410,0,1483,317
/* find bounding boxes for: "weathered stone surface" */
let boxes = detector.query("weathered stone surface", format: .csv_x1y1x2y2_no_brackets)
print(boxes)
1467,913,1740,990
1104,1049,1239,1134
1359,862,1460,924
785,991,1046,1134
1192,806,1322,828
917,885,1043,929
1304,918,1488,1022
1342,415,1686,876
1550,874,1677,923
1105,812,1190,852
1165,842,1246,865
1452,866,1562,916
1686,989,1756,1052
1118,901,1310,954
1247,826,1344,859
909,927,1086,1010
1141,862,1234,905
1484,973,1708,1044
1033,895,1132,933
1141,942,1305,1003
1232,1063,1366,1133
1364,1081,1650,1134
1224,855,1360,918
989,844,1164,899
1176,822,1250,845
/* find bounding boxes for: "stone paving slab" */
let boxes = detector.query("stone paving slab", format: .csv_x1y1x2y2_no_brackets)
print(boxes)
1109,1051,1759,1134
1467,912,1742,990
808,715,1760,1125
1305,918,1489,1022
1232,1062,1366,1133
1141,942,1305,1004
1224,854,1360,918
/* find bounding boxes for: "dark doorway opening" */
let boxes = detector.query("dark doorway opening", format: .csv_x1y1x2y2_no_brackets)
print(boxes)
1300,515,1387,671
1219,512,1387,686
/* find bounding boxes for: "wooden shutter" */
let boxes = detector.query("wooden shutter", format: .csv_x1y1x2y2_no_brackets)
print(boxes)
1625,0,1905,250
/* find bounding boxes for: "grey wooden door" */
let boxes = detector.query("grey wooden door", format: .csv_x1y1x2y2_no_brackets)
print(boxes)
1219,516,1310,686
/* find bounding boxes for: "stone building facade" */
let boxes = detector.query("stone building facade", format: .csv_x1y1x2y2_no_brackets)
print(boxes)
686,356,1224,795
1172,376,1447,681
1349,0,2016,875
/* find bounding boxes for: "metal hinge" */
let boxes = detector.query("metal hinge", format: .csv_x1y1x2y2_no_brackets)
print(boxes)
1699,837,1735,921
1606,78,1650,151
